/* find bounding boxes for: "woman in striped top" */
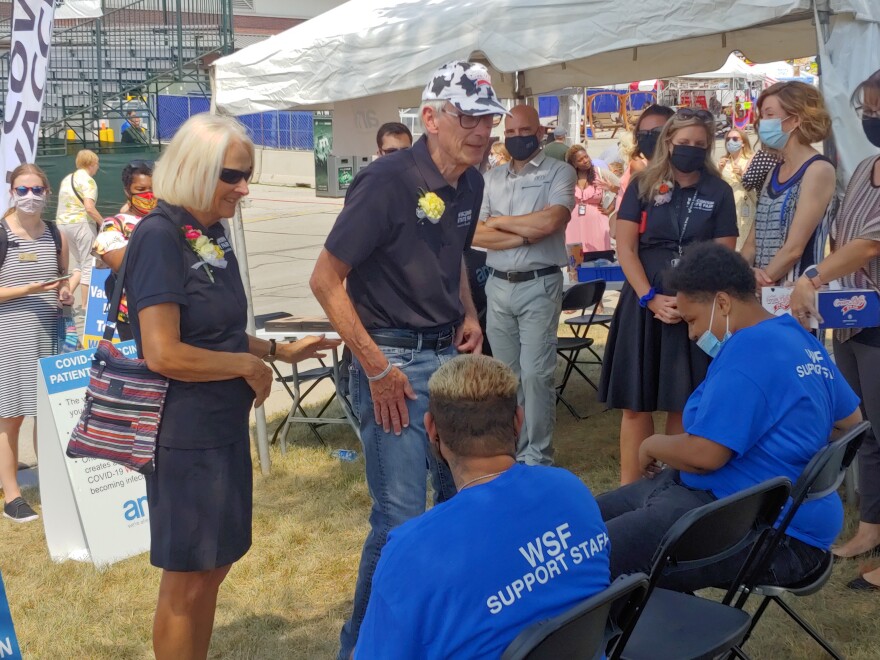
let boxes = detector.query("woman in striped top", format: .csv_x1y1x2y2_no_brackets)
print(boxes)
0,164,74,523
791,69,880,592
742,82,837,286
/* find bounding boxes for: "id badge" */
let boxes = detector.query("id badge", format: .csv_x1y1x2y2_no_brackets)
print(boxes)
578,204,586,216
18,252,38,263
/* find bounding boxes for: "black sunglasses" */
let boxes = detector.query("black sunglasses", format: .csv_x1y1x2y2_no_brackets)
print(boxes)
379,148,403,155
128,159,155,170
219,168,252,185
13,185,46,197
676,108,715,123
636,127,664,138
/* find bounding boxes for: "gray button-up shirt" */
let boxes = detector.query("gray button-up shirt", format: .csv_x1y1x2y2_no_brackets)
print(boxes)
479,150,576,271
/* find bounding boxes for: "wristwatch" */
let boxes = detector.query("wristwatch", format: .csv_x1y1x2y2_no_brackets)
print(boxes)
802,265,822,289
263,338,277,363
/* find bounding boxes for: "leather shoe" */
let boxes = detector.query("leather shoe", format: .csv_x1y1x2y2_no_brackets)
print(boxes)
847,576,880,592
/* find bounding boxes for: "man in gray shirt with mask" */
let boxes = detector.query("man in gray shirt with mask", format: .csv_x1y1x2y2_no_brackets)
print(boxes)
472,105,576,465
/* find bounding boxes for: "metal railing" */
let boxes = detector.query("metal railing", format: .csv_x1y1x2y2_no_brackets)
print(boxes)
0,0,234,144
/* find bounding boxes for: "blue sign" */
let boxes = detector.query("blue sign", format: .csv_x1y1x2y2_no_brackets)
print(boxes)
0,571,21,659
39,341,138,396
83,267,119,348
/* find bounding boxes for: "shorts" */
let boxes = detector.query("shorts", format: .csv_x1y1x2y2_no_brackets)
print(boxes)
60,222,97,284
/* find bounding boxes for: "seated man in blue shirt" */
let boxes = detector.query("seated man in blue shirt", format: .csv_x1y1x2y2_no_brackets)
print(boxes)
355,354,611,659
597,242,863,593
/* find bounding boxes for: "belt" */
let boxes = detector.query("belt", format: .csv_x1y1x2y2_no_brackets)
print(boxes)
370,328,456,351
489,266,560,283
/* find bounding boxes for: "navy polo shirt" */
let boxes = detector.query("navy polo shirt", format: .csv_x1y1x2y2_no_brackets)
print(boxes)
325,135,484,331
124,201,255,449
618,171,738,251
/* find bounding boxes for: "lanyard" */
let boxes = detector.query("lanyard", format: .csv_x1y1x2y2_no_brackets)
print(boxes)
675,190,698,256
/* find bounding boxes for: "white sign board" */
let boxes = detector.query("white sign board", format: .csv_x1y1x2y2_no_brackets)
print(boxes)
36,341,150,568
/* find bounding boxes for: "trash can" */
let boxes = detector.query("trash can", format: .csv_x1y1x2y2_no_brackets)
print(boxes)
353,155,373,176
317,155,355,198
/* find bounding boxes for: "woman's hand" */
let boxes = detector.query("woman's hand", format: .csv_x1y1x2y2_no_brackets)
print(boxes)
58,284,74,306
753,268,774,288
243,355,273,408
790,276,823,329
648,294,681,324
718,156,729,171
276,334,342,364
28,280,61,295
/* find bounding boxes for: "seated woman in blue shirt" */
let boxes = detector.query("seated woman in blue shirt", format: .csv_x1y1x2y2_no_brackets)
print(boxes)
597,242,863,592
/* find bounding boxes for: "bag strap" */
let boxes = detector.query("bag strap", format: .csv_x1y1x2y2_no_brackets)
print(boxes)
70,173,85,205
0,218,8,268
0,217,62,273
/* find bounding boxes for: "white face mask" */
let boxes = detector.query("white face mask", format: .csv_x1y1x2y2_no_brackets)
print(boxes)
14,193,46,215
725,139,743,154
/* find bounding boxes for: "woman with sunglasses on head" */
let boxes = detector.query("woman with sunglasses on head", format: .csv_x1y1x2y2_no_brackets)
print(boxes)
790,69,880,592
599,107,738,485
92,160,156,340
122,114,340,659
612,104,675,238
742,82,836,287
0,164,74,523
718,127,757,251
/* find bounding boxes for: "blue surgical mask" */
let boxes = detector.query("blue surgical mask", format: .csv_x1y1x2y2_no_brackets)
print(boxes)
696,295,731,358
725,139,743,154
757,117,792,150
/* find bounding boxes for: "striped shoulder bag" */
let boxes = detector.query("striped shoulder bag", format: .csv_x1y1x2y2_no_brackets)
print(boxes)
66,239,168,474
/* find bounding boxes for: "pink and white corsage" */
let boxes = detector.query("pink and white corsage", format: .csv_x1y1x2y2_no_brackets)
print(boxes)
653,181,673,206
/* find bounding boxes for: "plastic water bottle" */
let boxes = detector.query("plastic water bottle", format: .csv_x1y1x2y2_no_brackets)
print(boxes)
331,449,358,462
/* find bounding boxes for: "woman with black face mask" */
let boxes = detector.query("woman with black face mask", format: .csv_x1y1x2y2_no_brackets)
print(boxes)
612,104,675,239
599,108,738,485
790,69,880,592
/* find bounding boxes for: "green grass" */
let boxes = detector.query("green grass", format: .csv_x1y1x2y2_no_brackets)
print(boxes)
1,326,878,658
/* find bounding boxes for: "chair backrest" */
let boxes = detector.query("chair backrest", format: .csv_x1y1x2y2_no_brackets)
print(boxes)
561,279,606,321
610,477,791,658
502,573,649,660
728,421,870,606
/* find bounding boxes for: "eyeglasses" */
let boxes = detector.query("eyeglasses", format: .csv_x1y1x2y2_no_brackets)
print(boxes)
441,109,502,129
219,168,252,184
13,186,46,197
636,127,663,139
379,148,403,155
676,108,715,123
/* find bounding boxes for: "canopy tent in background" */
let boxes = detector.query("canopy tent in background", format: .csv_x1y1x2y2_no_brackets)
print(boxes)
679,53,768,83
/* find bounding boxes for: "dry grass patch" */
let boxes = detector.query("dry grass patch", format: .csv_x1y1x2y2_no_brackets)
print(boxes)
1,324,879,658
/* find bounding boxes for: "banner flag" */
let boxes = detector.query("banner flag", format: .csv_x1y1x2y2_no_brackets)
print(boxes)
0,0,56,215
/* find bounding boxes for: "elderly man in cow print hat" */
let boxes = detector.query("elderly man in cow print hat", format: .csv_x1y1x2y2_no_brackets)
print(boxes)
310,60,508,659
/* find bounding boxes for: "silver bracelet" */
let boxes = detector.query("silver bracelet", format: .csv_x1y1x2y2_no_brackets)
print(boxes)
366,361,393,382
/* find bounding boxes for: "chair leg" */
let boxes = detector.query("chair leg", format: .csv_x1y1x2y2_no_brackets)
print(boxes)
738,595,772,650
773,596,843,660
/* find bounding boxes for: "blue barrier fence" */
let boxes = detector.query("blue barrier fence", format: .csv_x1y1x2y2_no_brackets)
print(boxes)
156,95,314,150
538,90,657,118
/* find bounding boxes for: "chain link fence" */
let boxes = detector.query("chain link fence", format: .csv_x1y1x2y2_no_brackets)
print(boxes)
156,95,314,150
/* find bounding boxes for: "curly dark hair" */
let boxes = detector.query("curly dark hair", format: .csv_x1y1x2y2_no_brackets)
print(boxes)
121,160,154,194
665,242,756,302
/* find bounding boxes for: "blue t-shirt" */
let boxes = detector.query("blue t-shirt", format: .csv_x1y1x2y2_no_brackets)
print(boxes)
680,314,860,549
355,464,611,660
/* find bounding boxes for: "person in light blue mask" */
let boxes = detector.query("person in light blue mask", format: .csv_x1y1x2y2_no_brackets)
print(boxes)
741,81,836,288
596,241,862,593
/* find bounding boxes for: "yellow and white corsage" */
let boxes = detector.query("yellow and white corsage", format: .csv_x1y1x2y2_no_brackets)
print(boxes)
416,189,445,224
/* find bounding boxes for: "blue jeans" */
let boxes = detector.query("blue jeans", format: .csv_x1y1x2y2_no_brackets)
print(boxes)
338,328,458,659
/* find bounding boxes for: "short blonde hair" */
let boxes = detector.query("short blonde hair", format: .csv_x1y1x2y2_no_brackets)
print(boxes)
153,113,254,212
757,81,831,145
75,149,98,170
428,355,519,457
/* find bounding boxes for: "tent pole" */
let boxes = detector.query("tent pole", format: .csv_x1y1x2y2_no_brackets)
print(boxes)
210,67,272,475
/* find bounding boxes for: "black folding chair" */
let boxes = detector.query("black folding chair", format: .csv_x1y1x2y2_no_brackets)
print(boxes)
726,421,871,660
502,573,649,660
609,477,792,660
557,280,605,419
565,251,615,346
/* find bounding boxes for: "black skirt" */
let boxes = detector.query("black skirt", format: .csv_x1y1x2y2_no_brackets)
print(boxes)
598,248,710,412
146,439,253,571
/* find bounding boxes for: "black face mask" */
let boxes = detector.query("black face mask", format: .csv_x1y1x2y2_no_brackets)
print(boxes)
670,144,707,173
637,131,660,160
863,117,880,148
505,134,540,161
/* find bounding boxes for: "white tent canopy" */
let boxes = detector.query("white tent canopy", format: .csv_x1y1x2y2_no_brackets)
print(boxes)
681,53,768,82
213,0,877,116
